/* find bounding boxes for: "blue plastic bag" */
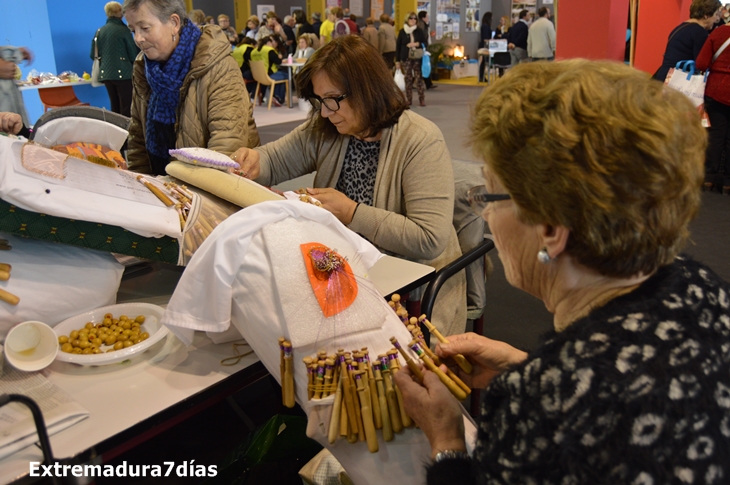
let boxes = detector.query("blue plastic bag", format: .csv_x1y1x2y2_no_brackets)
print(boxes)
422,44,432,78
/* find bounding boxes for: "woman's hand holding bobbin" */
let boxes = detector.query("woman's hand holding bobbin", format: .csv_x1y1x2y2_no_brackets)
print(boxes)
394,366,466,459
305,188,358,225
436,332,528,390
229,148,261,179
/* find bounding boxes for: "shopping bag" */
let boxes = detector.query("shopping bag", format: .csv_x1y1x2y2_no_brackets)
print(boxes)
408,48,424,60
394,68,406,92
664,60,709,127
91,28,103,88
421,45,431,78
91,58,103,87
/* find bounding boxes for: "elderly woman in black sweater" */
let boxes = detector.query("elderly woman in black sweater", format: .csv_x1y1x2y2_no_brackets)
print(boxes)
396,59,730,484
652,0,721,81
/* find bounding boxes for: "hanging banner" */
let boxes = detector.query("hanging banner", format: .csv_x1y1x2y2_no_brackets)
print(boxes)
350,0,364,16
371,0,384,18
257,4,275,19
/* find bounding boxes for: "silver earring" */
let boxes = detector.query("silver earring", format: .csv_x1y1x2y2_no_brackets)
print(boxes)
172,34,176,42
537,248,551,264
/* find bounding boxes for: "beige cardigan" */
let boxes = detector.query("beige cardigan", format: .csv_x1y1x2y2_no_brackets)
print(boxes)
256,110,466,336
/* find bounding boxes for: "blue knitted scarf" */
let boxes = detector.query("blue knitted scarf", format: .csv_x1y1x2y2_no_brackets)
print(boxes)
144,20,201,173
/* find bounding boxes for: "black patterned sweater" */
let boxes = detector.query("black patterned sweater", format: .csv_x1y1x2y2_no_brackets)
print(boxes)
427,257,730,485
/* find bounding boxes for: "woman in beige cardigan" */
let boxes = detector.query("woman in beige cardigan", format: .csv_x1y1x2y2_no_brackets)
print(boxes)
231,35,466,337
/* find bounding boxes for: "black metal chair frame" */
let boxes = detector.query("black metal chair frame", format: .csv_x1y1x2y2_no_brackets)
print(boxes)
419,238,495,416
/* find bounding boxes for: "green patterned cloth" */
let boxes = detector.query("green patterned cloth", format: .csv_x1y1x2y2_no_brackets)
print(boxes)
0,198,179,263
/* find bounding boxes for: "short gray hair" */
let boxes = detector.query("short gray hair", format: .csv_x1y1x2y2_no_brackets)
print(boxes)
122,0,187,24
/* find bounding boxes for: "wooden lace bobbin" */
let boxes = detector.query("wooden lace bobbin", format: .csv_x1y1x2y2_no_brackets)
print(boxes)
323,359,335,397
337,351,359,439
0,270,9,281
346,358,366,442
390,293,403,312
328,372,344,444
302,356,315,400
419,314,474,374
386,350,414,428
360,348,382,429
372,361,394,441
378,357,403,433
409,326,471,396
282,341,295,408
409,340,468,401
314,360,326,400
279,337,286,381
0,263,11,273
0,288,19,305
389,337,424,382
353,370,379,453
136,175,174,207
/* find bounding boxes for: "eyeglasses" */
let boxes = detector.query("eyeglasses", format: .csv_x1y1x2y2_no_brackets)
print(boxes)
408,16,417,20
308,94,348,112
467,185,511,214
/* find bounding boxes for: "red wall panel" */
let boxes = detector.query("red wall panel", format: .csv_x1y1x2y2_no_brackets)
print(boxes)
634,0,693,74
556,0,629,61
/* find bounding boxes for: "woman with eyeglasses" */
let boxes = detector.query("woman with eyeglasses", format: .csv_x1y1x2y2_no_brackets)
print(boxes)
394,59,730,484
230,35,466,338
396,12,427,106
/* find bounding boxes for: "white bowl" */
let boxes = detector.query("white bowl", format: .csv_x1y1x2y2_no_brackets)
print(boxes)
5,321,59,371
53,302,168,366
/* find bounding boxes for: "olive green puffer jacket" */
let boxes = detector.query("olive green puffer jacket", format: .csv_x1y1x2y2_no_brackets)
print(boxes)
90,17,139,82
127,25,260,174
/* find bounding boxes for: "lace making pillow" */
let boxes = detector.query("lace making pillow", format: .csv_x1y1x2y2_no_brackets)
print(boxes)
169,147,240,170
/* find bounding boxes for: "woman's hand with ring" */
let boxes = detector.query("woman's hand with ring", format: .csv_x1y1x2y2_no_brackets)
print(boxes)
229,148,261,179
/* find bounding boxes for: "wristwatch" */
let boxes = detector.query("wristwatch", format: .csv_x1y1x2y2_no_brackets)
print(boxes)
433,450,471,463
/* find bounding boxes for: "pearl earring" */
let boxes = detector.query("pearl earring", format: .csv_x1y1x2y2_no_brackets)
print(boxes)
537,248,552,264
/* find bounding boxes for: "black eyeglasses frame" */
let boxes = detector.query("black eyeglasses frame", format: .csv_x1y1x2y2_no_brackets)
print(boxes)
308,93,349,112
466,185,511,214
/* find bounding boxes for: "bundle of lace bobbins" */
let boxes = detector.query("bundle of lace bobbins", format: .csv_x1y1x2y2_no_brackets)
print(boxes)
0,239,18,305
280,294,476,453
294,188,322,207
134,175,194,231
301,345,413,453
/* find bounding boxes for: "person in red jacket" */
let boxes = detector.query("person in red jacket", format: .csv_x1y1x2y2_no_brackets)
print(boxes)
696,23,730,193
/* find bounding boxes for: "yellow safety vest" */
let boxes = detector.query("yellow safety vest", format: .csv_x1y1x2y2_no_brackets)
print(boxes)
250,45,278,73
232,44,252,68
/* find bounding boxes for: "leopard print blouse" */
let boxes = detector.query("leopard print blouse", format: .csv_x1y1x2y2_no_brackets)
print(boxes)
335,137,381,206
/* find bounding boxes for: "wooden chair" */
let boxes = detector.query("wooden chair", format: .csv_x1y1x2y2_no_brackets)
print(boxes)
38,86,90,112
250,60,289,110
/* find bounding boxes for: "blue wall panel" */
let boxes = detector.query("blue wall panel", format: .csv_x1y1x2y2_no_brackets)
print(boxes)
46,0,111,117
0,0,56,124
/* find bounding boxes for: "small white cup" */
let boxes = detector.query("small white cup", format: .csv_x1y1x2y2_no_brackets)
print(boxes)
5,321,58,372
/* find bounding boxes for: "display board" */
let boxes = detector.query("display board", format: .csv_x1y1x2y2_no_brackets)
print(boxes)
436,0,460,39
511,0,536,23
465,0,479,32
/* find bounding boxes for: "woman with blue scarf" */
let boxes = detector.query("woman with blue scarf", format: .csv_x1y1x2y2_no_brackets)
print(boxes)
123,0,260,175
